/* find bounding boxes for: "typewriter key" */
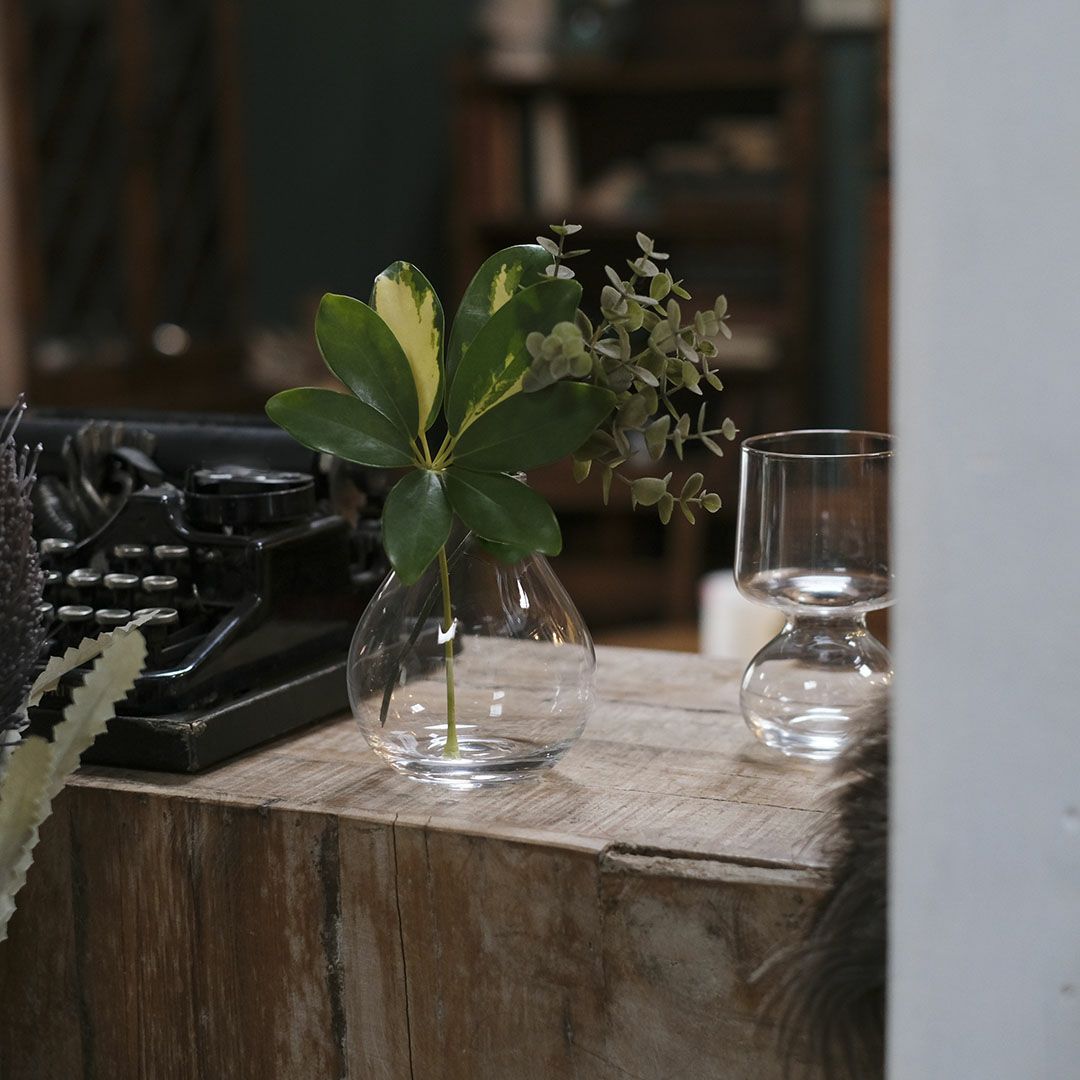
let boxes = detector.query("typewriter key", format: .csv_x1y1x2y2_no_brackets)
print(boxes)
153,544,190,569
141,574,178,606
94,608,132,629
134,607,179,655
57,604,94,648
113,544,149,573
36,602,55,624
66,568,102,605
40,538,76,566
43,569,63,595
103,572,140,609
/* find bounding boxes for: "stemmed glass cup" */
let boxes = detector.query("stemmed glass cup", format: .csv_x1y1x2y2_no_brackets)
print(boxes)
734,430,893,760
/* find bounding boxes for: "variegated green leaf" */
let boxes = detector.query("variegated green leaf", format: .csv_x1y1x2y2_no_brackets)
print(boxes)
452,382,615,472
315,293,419,439
446,244,551,381
371,262,444,432
446,279,582,434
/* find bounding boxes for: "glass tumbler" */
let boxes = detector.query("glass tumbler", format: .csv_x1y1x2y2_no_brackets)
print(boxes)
734,430,893,760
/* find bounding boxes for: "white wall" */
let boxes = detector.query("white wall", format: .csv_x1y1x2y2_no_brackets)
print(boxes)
890,1,1080,1076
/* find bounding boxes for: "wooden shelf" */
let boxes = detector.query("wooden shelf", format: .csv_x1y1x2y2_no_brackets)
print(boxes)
475,198,789,244
458,56,793,95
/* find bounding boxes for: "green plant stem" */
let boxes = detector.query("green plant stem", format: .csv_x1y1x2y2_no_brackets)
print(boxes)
437,544,459,758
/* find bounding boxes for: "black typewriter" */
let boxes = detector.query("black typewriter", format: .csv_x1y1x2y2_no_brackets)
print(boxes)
21,408,391,772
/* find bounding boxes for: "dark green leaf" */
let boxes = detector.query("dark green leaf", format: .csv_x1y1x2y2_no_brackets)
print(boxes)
444,468,561,555
477,537,532,564
446,244,551,382
452,382,614,472
266,388,414,467
315,294,419,438
446,279,582,433
381,469,453,584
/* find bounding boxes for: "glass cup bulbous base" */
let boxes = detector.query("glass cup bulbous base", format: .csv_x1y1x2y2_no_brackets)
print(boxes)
740,617,892,762
348,539,595,789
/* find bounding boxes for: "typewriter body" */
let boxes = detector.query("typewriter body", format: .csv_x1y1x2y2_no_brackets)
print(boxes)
23,409,390,772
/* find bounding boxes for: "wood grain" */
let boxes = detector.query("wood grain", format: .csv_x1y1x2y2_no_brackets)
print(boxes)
0,647,831,1079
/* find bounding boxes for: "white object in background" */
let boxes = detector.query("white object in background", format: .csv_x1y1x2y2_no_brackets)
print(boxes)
699,571,784,665
531,94,576,213
476,0,558,78
804,0,885,30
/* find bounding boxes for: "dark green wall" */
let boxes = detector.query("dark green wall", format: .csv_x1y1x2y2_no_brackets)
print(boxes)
242,1,474,325
814,33,880,428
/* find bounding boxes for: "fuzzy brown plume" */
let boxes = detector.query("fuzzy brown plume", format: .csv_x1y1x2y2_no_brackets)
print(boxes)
758,711,888,1079
0,398,45,736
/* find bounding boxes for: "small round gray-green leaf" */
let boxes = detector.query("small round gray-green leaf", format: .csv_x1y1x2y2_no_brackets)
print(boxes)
649,272,672,302
630,474,670,508
657,492,675,524
644,415,670,460
721,417,738,441
636,231,654,255
701,492,722,513
572,457,591,483
601,284,626,312
526,331,546,358
569,352,592,378
681,472,704,500
536,235,561,256
616,394,650,431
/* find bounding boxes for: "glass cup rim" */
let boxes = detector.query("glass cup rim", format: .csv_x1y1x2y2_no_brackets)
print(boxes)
742,428,894,461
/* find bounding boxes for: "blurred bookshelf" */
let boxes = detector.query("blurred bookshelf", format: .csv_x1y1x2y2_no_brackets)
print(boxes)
0,0,253,410
451,3,821,631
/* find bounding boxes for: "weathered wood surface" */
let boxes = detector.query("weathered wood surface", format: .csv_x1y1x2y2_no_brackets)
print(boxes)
0,647,833,1079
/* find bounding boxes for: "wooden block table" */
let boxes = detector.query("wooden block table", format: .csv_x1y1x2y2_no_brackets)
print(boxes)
0,648,832,1079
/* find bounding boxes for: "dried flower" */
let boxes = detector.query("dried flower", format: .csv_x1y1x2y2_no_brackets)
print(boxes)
0,398,44,737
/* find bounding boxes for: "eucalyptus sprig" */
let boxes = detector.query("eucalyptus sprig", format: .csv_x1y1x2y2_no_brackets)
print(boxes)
522,225,738,524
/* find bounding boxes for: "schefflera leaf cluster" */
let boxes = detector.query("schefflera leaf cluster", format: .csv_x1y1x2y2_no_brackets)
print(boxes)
266,250,616,584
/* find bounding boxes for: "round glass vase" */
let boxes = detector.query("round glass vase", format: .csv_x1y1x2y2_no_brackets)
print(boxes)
347,534,595,788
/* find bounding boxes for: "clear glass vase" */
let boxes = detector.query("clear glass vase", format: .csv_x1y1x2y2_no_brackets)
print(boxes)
735,430,894,761
347,534,595,788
